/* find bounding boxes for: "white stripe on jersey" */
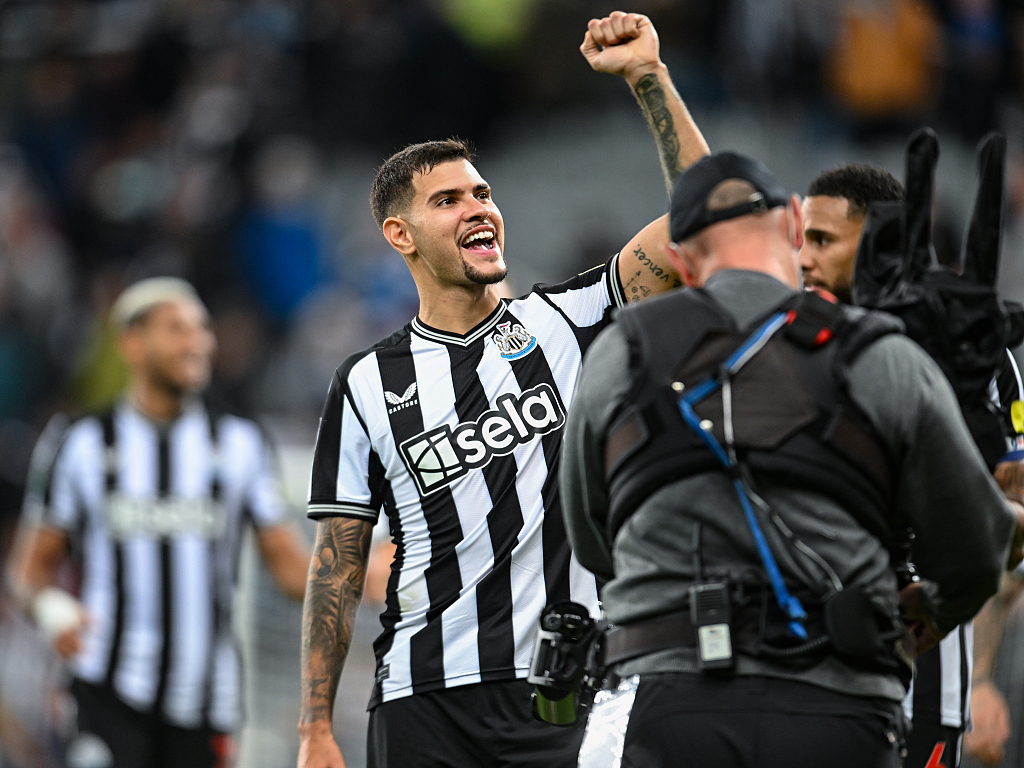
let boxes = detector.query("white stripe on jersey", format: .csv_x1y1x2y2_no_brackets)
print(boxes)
165,537,212,726
334,398,375,516
940,621,971,728
116,415,162,709
902,620,973,728
310,254,622,705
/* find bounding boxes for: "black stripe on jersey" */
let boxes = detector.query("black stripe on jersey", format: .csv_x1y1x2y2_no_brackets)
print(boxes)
369,474,400,710
376,332,465,693
309,371,344,509
503,308,573,605
448,340,523,680
959,624,969,726
202,414,221,726
912,643,942,721
100,409,127,691
154,430,173,713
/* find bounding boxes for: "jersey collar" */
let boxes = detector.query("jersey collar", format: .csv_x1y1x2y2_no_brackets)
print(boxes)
410,300,509,347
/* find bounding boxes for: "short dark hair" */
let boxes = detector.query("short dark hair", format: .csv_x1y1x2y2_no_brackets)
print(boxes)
370,139,475,229
806,164,904,218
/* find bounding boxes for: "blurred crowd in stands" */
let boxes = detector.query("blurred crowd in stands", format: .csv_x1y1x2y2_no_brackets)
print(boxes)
4,0,1024,762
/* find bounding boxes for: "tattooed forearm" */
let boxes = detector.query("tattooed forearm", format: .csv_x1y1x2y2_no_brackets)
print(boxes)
634,73,682,190
995,459,1024,505
299,517,373,727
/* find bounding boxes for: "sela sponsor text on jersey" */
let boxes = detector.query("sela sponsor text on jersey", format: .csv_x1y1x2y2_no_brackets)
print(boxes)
399,383,566,496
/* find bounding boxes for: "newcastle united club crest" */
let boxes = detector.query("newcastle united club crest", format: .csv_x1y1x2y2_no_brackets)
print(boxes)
491,321,537,360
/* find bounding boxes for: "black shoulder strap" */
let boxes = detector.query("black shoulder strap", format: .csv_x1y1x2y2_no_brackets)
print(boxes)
616,288,736,395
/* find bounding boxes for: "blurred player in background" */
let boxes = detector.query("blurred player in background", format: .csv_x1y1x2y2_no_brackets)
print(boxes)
799,163,1024,768
297,11,710,768
7,277,309,768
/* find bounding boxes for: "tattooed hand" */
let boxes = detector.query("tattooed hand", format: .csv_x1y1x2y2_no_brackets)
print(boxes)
297,517,373,768
580,12,661,82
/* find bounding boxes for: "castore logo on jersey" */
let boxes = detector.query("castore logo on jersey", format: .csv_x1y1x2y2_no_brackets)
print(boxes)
384,382,419,414
399,383,565,495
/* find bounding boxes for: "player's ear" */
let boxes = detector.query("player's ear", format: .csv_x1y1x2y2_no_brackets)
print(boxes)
663,242,698,287
787,195,804,250
383,216,417,257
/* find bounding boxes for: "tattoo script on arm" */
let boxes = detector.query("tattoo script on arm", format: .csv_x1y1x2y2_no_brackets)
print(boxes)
624,245,682,302
634,72,682,191
299,516,373,727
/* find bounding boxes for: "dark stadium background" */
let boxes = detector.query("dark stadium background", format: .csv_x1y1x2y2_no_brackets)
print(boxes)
3,1,1024,766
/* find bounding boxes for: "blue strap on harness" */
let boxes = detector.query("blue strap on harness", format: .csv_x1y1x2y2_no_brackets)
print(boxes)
677,311,809,639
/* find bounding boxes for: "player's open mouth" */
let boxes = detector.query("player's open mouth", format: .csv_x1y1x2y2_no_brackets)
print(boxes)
461,226,499,255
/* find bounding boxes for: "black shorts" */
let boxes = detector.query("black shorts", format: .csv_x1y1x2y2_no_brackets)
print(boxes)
68,679,232,768
903,718,961,768
367,679,584,768
618,673,904,768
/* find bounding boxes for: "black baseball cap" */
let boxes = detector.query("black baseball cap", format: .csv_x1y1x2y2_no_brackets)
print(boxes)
669,151,790,242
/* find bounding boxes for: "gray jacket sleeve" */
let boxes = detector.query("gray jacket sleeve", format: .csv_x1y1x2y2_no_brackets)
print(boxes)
848,334,1016,633
561,325,634,582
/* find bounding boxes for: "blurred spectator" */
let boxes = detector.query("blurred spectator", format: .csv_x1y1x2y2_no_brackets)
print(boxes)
723,0,837,108
303,0,497,151
235,135,328,328
13,54,88,232
825,0,943,137
0,145,77,419
931,0,1013,141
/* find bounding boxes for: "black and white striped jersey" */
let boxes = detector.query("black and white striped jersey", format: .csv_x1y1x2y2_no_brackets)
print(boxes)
904,350,1024,733
23,399,288,731
309,254,626,707
903,625,972,730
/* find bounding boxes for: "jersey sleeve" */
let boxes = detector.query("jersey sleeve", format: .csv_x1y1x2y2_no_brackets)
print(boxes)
533,253,625,326
26,413,78,532
242,425,290,529
527,253,626,357
308,368,383,523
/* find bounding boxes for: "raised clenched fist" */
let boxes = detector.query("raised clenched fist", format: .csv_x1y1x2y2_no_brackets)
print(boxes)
580,12,661,81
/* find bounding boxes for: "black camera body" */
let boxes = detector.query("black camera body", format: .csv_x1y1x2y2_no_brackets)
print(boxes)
527,601,607,726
